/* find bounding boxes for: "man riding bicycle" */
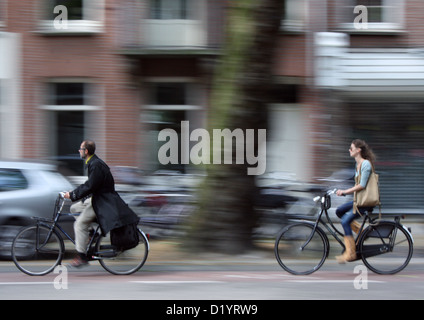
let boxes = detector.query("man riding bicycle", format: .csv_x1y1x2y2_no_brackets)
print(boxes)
64,140,139,267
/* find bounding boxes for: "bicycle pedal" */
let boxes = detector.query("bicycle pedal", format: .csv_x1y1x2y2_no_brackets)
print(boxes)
93,250,117,259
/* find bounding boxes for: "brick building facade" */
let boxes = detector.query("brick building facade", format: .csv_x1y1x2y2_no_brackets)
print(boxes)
1,0,424,210
1,0,140,173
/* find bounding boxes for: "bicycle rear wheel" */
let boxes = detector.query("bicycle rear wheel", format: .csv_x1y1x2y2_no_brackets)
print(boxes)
359,221,413,275
275,222,328,275
12,225,64,276
96,229,149,275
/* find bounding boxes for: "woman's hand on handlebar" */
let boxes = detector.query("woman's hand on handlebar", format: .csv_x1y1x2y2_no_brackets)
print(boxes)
336,189,346,197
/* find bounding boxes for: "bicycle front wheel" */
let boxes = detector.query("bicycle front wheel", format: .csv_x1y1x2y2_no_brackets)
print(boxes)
96,229,149,275
275,222,328,275
12,224,64,276
359,221,413,275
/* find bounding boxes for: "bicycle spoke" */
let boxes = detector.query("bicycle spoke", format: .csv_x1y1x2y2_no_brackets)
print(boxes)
275,223,327,275
96,230,149,275
359,222,413,274
12,225,64,276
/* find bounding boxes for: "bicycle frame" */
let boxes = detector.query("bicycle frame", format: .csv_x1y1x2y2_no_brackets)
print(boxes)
306,190,409,255
300,190,346,252
32,194,102,257
13,192,150,276
302,189,377,252
275,189,413,275
43,194,148,260
32,194,74,239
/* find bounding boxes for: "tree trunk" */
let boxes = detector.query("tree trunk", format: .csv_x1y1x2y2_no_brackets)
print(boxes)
186,0,283,254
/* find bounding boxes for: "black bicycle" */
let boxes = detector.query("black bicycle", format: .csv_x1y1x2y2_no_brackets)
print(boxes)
12,193,149,276
274,189,413,275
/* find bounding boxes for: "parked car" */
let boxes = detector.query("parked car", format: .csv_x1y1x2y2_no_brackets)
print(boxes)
0,160,75,258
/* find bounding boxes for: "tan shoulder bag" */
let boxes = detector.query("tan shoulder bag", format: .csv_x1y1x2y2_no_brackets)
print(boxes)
353,163,381,218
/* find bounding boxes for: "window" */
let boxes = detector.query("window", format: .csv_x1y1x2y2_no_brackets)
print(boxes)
0,82,2,155
355,0,383,23
269,84,300,104
48,0,83,21
143,80,204,173
42,81,95,175
145,0,205,47
150,83,186,105
38,0,104,35
281,0,307,32
150,0,188,20
147,110,188,173
341,0,404,32
0,169,28,192
0,81,3,158
48,82,85,105
44,81,99,109
55,111,85,175
0,0,6,28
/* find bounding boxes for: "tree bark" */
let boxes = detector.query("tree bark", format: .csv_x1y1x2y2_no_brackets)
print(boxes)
186,0,283,254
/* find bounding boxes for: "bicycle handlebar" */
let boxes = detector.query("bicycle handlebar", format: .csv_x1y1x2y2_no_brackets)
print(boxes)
313,188,337,203
59,192,71,201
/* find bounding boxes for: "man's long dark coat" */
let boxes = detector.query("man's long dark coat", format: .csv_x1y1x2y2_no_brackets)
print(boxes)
69,155,139,236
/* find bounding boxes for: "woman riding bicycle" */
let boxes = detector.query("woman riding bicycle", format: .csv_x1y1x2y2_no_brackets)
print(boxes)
335,139,376,263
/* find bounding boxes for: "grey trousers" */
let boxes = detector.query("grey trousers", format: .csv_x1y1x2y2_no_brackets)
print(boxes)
70,198,96,254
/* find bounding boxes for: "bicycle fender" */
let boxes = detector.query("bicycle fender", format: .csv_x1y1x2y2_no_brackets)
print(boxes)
139,229,150,252
401,224,414,244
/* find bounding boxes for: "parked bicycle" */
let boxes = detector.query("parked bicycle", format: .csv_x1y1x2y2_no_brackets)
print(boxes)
12,192,149,276
274,189,413,275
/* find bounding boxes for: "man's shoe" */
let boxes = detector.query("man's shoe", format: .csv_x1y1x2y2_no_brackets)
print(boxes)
68,255,89,268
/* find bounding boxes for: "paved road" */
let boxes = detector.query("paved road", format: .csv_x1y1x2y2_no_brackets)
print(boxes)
1,256,423,300
1,234,424,302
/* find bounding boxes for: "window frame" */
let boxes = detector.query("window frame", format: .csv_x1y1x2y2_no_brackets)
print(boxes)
0,0,6,29
339,0,405,33
40,80,101,112
280,0,308,33
150,0,189,20
37,0,105,35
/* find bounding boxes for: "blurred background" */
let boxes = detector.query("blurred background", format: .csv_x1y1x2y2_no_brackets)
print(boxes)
1,0,424,255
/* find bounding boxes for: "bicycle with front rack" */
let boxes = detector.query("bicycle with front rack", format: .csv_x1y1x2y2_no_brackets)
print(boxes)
11,192,149,276
274,189,413,275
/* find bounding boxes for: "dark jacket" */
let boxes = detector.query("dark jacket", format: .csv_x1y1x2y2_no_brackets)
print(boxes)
69,155,139,236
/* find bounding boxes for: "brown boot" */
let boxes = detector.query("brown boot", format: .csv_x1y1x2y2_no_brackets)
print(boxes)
336,236,357,264
350,221,361,234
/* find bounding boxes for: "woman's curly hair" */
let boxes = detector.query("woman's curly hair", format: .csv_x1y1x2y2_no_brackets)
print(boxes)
352,139,376,169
